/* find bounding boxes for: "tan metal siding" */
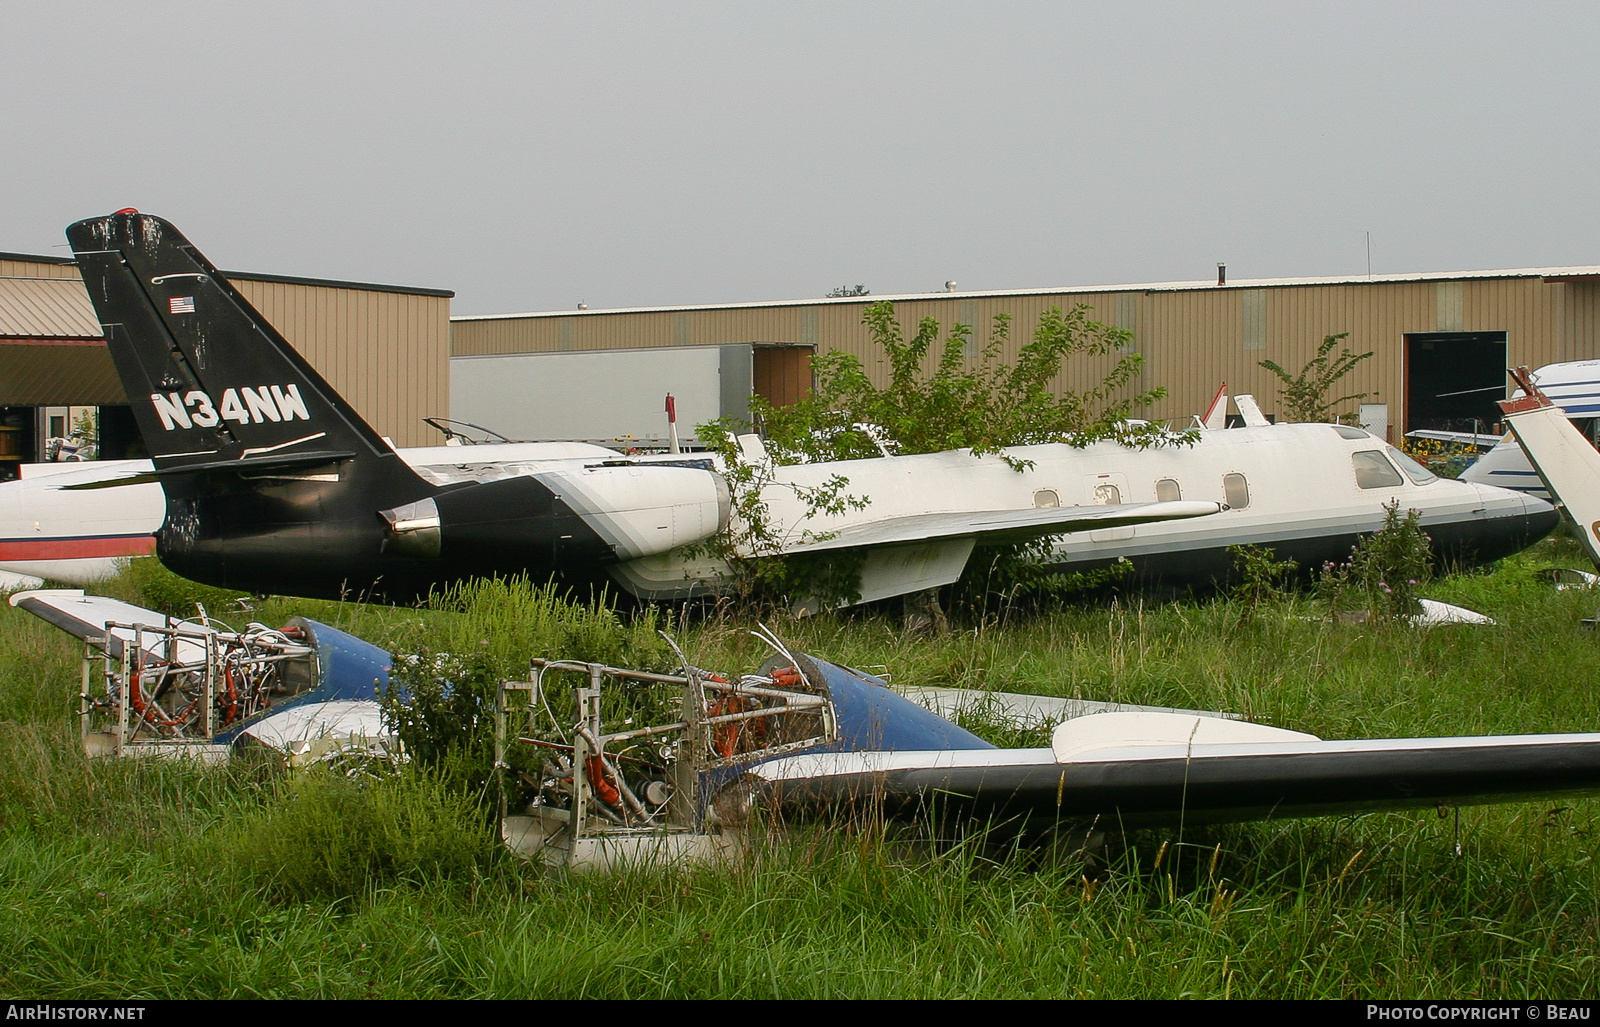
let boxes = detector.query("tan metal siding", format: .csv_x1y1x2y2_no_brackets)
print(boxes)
234,281,450,449
1559,283,1600,363
0,258,79,280
0,278,102,338
0,265,449,448
454,274,1595,431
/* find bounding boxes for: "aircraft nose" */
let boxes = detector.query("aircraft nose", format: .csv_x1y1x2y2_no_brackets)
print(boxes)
1471,483,1559,556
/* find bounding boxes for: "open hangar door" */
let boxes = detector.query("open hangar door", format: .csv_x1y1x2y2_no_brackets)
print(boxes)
1405,331,1508,434
752,343,814,408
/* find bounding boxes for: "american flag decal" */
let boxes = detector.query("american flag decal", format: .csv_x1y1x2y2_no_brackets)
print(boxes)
169,296,195,314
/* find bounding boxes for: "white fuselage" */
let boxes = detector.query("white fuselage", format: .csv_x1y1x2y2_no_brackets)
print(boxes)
0,423,1550,598
0,441,633,586
613,422,1552,598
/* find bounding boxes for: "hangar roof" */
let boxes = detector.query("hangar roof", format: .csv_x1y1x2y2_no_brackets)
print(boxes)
455,264,1600,322
0,277,101,339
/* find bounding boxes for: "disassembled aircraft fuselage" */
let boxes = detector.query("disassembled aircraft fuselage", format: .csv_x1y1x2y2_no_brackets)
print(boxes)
9,588,394,764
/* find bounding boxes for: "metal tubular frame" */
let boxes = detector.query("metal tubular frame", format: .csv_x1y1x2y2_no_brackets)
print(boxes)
495,652,837,865
79,619,314,757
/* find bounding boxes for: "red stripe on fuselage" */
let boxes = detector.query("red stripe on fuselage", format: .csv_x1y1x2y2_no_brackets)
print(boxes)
0,535,156,560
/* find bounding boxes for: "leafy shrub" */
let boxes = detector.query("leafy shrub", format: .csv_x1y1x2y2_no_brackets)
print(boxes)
1316,501,1432,620
381,577,673,797
1227,544,1299,618
1259,332,1374,424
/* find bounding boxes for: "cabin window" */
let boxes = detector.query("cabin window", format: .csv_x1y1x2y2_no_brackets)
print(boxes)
1093,483,1121,505
1385,445,1438,485
1223,473,1249,510
1352,450,1405,489
1033,489,1060,509
1155,478,1181,502
1332,425,1370,440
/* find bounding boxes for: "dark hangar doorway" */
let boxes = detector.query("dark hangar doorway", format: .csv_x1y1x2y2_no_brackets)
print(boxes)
1404,331,1508,434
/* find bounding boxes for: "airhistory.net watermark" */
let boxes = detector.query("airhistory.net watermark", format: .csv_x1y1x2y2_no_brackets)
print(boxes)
5,1007,145,1021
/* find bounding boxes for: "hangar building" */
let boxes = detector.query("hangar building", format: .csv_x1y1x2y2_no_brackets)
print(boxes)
0,250,453,478
452,265,1600,442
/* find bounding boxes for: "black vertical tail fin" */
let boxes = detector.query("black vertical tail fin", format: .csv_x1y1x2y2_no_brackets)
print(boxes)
67,210,401,472
65,210,437,599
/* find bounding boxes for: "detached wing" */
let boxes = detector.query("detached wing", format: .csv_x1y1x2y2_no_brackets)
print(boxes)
779,500,1222,553
749,712,1600,829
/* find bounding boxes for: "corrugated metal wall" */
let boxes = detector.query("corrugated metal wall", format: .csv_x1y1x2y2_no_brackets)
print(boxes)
0,263,451,448
0,257,79,280
454,276,1600,430
233,280,450,448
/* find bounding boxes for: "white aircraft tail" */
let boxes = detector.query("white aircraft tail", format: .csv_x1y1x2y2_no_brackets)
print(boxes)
1499,366,1600,569
1233,395,1272,427
1200,382,1229,429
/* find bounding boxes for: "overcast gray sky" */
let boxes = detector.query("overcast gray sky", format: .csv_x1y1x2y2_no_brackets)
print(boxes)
6,1,1599,314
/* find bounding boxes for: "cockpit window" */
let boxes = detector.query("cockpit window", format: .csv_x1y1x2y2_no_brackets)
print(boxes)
1352,450,1405,489
1385,445,1438,485
1333,425,1370,440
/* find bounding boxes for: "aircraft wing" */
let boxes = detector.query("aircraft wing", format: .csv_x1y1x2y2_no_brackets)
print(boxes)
777,500,1222,554
746,709,1600,829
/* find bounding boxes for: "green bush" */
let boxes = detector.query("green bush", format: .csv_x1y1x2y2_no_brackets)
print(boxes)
121,558,250,619
1316,501,1432,620
382,576,674,797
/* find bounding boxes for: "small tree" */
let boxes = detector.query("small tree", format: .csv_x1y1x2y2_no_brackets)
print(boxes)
1315,501,1433,621
1227,543,1299,619
825,284,870,298
750,301,1177,467
1260,332,1374,423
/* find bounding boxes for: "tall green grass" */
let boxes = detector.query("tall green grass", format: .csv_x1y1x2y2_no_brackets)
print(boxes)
2,546,1598,998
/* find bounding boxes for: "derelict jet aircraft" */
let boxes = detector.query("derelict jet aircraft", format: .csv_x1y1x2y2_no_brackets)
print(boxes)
61,210,1219,604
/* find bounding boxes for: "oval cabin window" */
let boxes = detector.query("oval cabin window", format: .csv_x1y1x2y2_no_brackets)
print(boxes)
1155,478,1181,502
1093,483,1121,505
1033,489,1060,508
1223,473,1249,510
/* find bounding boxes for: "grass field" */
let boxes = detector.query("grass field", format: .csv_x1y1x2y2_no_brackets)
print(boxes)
3,543,1599,999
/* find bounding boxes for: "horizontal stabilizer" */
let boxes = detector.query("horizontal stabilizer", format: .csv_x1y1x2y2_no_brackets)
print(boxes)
58,450,357,490
1233,394,1272,427
8,588,205,662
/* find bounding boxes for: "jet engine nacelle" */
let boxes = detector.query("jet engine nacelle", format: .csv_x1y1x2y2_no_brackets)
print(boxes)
380,464,730,563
